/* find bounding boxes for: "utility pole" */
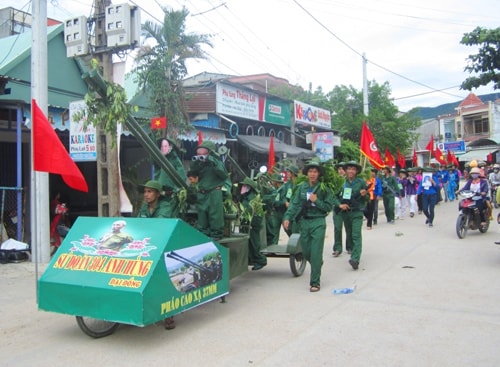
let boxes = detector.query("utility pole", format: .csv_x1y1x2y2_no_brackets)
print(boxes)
362,52,369,117
93,0,120,217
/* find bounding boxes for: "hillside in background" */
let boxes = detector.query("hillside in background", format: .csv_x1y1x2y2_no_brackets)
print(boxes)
412,93,500,119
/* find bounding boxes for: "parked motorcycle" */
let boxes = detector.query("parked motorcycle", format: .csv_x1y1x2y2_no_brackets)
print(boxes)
456,190,490,239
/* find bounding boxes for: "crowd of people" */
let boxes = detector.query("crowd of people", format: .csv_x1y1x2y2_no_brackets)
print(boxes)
136,136,500,299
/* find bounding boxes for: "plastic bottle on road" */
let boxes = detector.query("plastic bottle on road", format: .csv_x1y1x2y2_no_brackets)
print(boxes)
332,286,355,294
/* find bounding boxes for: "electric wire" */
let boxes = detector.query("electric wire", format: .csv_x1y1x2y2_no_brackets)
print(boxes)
292,0,464,99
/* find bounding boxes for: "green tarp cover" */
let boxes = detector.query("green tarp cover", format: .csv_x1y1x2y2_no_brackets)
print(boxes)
38,217,229,326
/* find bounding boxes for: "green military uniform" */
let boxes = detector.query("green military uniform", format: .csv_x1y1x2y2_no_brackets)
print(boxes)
154,146,186,218
332,175,347,254
190,142,228,239
240,181,267,269
265,175,287,245
137,196,173,218
334,163,368,267
283,177,334,288
282,168,300,236
380,169,398,223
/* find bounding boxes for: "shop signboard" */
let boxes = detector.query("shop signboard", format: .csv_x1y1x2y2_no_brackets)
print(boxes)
38,217,229,326
216,83,260,120
69,100,97,162
264,97,291,127
294,100,331,129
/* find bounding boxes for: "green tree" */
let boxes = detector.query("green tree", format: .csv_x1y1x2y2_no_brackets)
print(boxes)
133,6,213,133
460,27,500,90
325,81,420,155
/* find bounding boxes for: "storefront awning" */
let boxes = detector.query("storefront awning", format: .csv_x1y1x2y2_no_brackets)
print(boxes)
458,148,499,162
237,135,315,159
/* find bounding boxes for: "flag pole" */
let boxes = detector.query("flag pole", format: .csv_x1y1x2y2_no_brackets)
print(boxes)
31,0,51,291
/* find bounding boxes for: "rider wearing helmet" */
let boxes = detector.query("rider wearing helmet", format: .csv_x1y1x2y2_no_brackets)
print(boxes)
458,167,489,226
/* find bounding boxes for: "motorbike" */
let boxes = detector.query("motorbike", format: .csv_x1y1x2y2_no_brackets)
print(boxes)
456,190,490,239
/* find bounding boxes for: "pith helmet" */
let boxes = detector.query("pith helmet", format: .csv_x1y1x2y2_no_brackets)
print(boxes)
241,177,258,191
343,160,362,172
287,165,300,176
198,141,216,153
303,160,324,176
139,180,163,194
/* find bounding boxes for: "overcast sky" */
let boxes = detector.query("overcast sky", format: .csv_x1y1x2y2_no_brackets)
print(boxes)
5,0,500,111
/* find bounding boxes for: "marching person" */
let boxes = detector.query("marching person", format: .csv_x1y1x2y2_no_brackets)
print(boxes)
363,167,379,230
406,168,419,217
417,167,440,227
283,165,300,236
335,161,368,270
239,177,268,270
265,173,287,245
380,165,398,223
332,162,347,256
372,168,383,225
395,169,408,219
283,160,334,292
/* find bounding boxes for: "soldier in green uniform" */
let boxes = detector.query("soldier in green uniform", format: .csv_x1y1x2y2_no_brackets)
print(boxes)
239,177,267,270
154,138,187,218
136,179,177,329
283,160,334,292
137,180,172,218
283,165,300,236
190,141,228,240
380,165,398,223
335,161,369,270
332,162,347,257
265,173,287,245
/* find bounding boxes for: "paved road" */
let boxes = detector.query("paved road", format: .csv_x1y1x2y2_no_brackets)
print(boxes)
1,200,499,367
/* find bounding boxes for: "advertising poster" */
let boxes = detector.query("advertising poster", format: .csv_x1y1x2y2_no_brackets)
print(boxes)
264,97,291,127
294,100,331,129
216,83,260,120
38,217,229,326
313,132,334,162
69,100,97,162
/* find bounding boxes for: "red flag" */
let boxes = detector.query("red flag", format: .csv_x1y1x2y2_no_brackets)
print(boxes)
150,116,167,130
452,152,459,167
446,149,453,164
32,99,88,192
197,130,203,146
425,135,434,152
433,146,446,165
359,121,384,168
268,135,275,172
412,149,418,167
397,148,406,168
384,148,395,167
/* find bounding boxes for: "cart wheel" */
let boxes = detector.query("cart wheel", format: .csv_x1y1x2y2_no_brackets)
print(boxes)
289,252,306,277
75,316,119,338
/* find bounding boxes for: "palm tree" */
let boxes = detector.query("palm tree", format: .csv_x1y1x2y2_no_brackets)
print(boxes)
133,6,213,132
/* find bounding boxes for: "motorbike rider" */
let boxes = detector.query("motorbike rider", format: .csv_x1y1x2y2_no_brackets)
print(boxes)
457,167,489,226
488,164,500,206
